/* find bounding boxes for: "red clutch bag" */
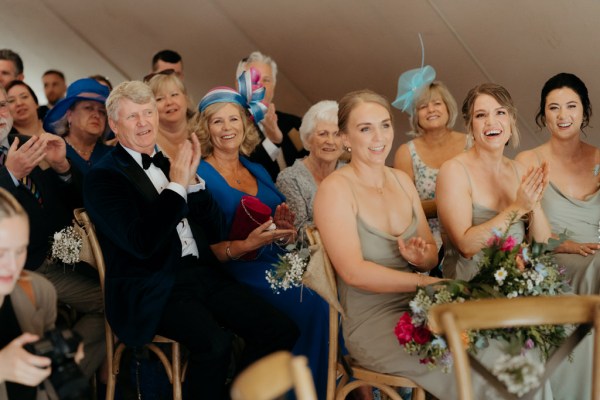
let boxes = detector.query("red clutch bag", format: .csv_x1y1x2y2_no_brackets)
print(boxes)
229,195,273,260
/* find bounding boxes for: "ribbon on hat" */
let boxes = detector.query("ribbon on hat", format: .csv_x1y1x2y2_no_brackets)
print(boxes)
392,33,437,116
198,70,268,124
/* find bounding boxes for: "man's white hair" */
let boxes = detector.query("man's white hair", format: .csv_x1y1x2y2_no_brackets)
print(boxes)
235,51,278,83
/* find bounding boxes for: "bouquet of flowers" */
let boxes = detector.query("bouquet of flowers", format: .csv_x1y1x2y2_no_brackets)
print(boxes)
51,226,83,265
266,240,311,294
395,217,571,394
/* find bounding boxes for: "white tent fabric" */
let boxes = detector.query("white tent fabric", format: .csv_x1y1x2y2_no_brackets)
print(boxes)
4,0,600,160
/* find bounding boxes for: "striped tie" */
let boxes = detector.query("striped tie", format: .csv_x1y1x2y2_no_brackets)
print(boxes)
0,146,6,166
20,175,43,205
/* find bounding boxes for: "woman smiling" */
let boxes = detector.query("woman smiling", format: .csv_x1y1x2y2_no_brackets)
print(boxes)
516,73,600,295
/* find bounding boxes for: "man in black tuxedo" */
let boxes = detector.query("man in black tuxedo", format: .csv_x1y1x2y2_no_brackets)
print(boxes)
0,85,105,379
83,81,298,399
237,51,308,181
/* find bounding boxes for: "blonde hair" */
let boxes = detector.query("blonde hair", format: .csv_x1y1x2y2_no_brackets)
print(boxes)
462,83,520,148
408,81,458,137
190,102,260,158
0,188,27,224
146,73,195,120
338,89,392,134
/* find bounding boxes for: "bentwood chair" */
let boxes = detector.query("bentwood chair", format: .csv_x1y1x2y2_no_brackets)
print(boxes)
305,227,426,400
230,351,317,400
428,296,600,400
73,209,187,400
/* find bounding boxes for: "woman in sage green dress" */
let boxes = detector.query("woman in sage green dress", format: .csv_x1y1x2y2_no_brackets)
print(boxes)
315,89,565,399
516,72,600,295
436,83,550,281
437,83,591,399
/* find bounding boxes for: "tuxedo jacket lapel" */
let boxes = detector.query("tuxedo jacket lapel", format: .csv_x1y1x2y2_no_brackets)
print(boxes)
113,145,159,202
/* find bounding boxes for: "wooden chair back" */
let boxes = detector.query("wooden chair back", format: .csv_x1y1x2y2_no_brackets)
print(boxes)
428,295,600,400
73,208,186,400
305,226,426,400
230,351,317,400
420,199,437,220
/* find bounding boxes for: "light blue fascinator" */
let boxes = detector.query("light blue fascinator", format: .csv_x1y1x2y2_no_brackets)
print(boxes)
392,65,436,115
392,34,437,116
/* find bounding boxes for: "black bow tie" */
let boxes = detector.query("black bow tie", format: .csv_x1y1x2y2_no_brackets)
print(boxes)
141,151,170,174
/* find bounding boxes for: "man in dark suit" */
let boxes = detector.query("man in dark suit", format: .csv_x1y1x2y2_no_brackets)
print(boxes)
237,51,308,181
0,85,105,379
83,81,298,399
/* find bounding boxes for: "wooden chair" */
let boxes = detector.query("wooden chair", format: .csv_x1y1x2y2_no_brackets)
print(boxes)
73,208,187,400
420,199,437,220
428,296,600,400
306,227,426,400
230,351,317,400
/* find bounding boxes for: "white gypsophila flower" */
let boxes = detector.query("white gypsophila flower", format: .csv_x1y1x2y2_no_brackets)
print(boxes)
409,290,432,325
492,353,544,397
265,250,309,294
51,226,83,265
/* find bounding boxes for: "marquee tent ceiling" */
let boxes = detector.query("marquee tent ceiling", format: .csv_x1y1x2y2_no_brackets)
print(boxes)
3,0,599,160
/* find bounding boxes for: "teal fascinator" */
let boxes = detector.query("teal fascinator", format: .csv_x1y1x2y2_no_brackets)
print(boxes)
391,65,436,116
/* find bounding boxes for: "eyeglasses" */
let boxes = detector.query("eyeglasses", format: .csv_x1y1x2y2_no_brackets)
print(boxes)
143,69,176,83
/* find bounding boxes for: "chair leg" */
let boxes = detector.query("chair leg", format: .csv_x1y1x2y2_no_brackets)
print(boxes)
105,376,116,400
411,387,426,400
172,342,182,400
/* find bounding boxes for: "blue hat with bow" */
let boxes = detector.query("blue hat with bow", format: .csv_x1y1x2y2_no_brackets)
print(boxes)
198,69,267,123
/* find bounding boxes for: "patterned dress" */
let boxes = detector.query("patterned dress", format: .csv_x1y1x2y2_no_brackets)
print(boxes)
408,141,442,249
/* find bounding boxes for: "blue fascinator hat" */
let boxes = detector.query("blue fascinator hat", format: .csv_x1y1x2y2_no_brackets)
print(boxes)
198,69,267,124
44,78,110,133
392,65,436,116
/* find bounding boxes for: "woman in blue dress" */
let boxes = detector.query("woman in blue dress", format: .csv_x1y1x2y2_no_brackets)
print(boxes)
43,78,112,175
191,72,330,399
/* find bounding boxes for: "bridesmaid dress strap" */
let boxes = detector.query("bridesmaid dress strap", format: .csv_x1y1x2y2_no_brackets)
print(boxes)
454,158,474,194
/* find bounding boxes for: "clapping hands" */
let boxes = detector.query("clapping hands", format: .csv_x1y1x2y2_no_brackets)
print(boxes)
261,103,283,144
170,133,202,187
397,236,432,269
273,203,297,244
515,162,549,213
5,134,70,179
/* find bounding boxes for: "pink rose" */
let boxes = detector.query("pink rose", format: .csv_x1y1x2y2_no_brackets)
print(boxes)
395,312,415,345
413,326,432,345
501,236,517,252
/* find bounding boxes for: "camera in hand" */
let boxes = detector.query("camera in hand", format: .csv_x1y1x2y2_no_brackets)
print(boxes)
24,328,90,400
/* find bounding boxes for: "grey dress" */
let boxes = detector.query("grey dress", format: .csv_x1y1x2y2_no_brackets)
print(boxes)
542,181,600,294
276,158,345,233
338,173,556,399
276,159,317,232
